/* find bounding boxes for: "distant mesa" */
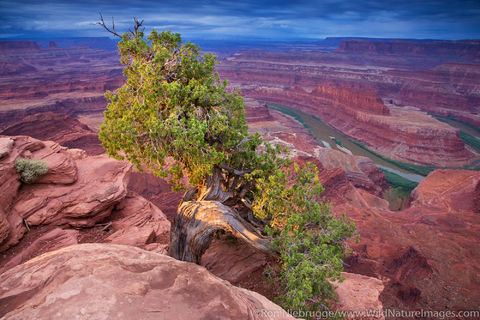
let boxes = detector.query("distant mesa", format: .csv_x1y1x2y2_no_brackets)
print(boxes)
48,41,58,48
336,39,480,61
0,41,41,53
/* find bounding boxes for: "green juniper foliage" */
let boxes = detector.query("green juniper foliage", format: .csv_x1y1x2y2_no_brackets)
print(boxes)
14,158,48,184
254,162,355,315
99,18,355,317
99,26,265,192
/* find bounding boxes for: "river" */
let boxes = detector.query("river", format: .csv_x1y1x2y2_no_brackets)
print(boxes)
267,104,426,182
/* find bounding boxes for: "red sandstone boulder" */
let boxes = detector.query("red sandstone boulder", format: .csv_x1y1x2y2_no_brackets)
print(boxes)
11,153,130,229
202,234,268,285
333,272,385,320
106,192,170,248
0,136,170,272
0,243,294,320
28,141,79,184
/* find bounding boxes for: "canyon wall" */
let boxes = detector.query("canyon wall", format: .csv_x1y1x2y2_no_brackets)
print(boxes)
1,38,480,315
218,40,480,167
0,112,103,155
242,86,474,167
0,41,123,129
2,39,479,167
336,39,480,61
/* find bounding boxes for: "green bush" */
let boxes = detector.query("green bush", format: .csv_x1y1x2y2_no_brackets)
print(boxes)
14,158,48,184
254,162,356,316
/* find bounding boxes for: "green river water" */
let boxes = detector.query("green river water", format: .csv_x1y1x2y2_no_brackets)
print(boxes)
267,104,428,182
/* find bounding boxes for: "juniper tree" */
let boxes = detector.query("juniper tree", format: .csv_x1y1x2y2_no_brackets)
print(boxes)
98,16,355,317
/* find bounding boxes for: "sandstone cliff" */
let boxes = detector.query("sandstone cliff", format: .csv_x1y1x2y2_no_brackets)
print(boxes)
243,86,475,167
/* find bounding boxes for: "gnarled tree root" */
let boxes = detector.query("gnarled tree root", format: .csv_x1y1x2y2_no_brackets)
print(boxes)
170,201,271,264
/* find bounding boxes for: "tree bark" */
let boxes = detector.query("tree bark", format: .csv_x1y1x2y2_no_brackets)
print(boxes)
170,201,271,264
196,166,232,203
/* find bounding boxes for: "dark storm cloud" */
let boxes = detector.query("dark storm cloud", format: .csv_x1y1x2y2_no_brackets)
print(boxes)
1,0,479,39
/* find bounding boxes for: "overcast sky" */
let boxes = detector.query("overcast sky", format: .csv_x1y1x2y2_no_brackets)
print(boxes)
1,0,479,40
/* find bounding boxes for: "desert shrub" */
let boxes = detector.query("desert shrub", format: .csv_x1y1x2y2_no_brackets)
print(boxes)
254,162,356,315
14,158,48,184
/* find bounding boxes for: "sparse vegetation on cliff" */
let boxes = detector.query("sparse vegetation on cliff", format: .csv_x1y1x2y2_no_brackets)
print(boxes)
98,17,355,316
14,158,48,184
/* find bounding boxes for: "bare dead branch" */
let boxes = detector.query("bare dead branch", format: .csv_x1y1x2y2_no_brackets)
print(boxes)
97,13,122,38
134,17,144,33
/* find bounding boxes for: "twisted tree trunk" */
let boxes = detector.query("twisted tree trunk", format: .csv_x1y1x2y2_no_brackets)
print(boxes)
170,201,270,264
197,166,232,202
